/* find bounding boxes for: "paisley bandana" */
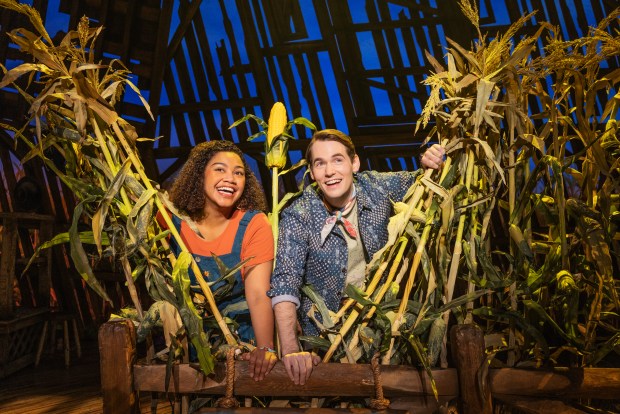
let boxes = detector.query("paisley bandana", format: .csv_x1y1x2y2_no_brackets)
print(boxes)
320,190,357,244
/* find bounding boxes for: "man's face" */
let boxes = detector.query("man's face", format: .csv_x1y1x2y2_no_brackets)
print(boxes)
309,140,360,208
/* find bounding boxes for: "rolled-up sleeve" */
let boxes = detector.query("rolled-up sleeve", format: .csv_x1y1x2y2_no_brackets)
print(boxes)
267,203,309,309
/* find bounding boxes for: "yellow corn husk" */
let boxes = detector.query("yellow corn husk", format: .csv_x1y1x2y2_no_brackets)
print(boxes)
267,102,287,147
556,270,577,293
426,317,446,366
265,139,289,169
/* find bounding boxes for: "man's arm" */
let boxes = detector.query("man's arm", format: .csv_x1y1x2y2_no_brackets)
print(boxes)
273,301,300,355
274,301,320,385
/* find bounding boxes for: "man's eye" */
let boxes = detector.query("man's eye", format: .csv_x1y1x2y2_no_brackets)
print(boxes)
334,158,343,164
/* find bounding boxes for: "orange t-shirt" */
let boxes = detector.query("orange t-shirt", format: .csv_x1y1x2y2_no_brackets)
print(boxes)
175,209,274,280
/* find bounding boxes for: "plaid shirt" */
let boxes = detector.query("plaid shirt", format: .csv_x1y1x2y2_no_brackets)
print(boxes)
268,170,420,336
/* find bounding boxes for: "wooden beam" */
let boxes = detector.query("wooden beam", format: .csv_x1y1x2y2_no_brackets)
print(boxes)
158,98,263,116
0,216,18,316
489,367,620,400
196,409,408,414
99,319,138,414
134,362,459,397
166,0,203,63
152,131,429,159
493,396,588,413
450,324,492,414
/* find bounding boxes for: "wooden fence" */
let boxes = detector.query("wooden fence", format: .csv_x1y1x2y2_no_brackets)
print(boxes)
99,320,620,414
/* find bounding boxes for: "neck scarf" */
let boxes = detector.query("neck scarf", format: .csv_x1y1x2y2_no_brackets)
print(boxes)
320,189,357,244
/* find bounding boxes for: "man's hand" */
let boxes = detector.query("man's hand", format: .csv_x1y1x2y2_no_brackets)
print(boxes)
281,351,321,385
241,347,278,381
420,144,445,170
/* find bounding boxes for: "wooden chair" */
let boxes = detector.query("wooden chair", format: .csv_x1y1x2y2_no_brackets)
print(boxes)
35,311,82,367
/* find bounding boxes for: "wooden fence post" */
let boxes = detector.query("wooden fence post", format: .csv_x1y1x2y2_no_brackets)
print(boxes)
99,319,138,414
450,323,492,414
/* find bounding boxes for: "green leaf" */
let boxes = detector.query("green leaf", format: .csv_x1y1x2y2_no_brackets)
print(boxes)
92,159,132,254
301,284,335,329
287,117,316,132
69,200,112,303
229,114,267,130
299,335,331,350
406,333,438,400
171,251,215,375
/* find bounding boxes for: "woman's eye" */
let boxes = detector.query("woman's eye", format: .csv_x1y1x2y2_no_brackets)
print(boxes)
235,171,245,176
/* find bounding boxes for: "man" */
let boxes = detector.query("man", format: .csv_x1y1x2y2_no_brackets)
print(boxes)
267,129,445,385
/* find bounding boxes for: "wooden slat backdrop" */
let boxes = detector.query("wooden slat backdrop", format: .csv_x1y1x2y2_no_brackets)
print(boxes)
0,0,618,323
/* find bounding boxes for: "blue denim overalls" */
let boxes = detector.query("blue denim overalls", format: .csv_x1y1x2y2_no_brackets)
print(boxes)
170,210,259,343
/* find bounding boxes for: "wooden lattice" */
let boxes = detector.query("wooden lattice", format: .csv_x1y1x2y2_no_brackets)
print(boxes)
0,308,47,378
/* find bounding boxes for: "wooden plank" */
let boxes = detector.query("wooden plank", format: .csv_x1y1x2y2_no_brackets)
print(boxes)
489,367,620,400
450,324,492,414
0,217,18,316
169,32,207,144
165,0,203,63
493,395,588,413
158,97,263,116
163,69,193,147
134,361,459,397
196,409,408,414
140,0,173,179
153,131,428,159
367,2,404,117
99,319,138,414
179,2,224,141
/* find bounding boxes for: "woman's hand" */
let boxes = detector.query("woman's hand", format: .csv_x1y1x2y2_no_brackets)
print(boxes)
241,346,278,381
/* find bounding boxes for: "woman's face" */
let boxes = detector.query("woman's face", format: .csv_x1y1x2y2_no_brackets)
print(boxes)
202,151,246,213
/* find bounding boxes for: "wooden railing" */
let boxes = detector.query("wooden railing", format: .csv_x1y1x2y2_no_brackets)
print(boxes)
99,320,620,414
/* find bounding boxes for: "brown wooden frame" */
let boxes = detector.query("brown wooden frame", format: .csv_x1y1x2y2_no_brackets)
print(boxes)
100,320,620,414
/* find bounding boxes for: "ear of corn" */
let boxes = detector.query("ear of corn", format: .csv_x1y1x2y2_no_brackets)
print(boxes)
265,102,288,168
267,102,287,147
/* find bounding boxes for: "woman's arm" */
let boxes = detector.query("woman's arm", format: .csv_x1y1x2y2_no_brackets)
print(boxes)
243,260,277,381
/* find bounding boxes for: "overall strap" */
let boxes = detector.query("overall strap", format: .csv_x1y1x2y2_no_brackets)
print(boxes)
169,214,184,255
231,210,260,252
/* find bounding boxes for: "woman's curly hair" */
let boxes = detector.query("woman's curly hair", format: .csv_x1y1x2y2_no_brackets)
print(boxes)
169,140,267,221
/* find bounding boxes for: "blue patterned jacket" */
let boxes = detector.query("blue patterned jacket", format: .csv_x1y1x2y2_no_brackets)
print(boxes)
267,170,420,336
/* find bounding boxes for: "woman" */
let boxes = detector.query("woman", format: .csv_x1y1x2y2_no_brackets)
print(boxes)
168,140,276,381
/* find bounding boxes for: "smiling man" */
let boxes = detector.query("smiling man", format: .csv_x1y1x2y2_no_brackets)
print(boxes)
267,129,444,385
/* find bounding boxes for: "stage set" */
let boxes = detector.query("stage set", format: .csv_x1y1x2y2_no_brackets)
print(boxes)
0,1,619,413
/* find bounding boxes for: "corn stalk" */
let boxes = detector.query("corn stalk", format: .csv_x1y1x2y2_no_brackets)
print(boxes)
308,1,619,380
0,0,242,374
229,102,315,251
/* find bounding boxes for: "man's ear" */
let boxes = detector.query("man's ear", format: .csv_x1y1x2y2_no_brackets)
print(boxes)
309,167,315,181
352,154,360,173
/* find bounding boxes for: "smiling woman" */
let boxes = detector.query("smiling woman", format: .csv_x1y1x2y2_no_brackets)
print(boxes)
167,140,277,381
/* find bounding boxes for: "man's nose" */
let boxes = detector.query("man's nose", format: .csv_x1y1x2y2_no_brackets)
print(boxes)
324,161,335,175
